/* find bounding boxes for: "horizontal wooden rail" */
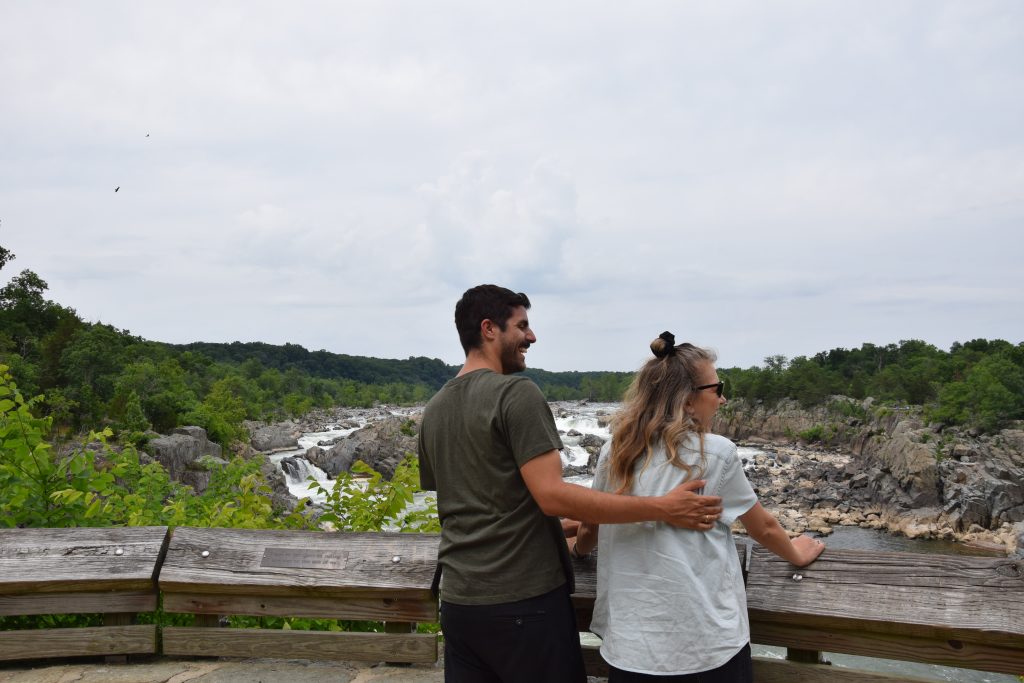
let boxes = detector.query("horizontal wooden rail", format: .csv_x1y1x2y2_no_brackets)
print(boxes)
1,526,1021,680
162,627,437,663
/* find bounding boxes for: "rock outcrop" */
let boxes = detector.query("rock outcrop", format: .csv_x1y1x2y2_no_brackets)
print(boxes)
306,416,419,479
144,426,225,494
247,421,301,451
714,398,1024,553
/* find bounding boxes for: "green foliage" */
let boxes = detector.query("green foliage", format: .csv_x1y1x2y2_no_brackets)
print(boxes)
797,425,826,443
112,359,196,432
164,455,310,530
311,454,440,533
0,365,64,527
719,339,1024,433
4,245,1023,442
283,392,315,418
524,368,634,402
0,362,303,530
115,390,150,434
926,351,1024,433
827,398,867,421
181,378,248,447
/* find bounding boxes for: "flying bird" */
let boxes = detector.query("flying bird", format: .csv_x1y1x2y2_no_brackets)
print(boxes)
114,187,120,192
145,134,150,137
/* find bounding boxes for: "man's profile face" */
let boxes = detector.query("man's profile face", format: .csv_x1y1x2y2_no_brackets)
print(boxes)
496,305,536,374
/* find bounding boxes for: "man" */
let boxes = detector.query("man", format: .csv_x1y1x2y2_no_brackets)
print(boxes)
418,285,723,682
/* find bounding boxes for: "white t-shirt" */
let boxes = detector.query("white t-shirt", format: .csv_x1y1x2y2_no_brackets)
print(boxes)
589,432,758,675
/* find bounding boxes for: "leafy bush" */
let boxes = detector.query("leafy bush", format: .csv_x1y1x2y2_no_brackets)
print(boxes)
310,454,439,533
798,425,826,443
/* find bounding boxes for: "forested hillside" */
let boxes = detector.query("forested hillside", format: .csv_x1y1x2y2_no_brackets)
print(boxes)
719,340,1024,432
0,247,633,445
1,245,1021,448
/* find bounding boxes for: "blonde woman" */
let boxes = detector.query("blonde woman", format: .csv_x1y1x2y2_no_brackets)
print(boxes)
574,332,824,682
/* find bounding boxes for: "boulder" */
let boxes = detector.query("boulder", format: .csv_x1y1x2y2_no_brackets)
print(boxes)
250,422,300,451
317,416,419,479
145,426,222,494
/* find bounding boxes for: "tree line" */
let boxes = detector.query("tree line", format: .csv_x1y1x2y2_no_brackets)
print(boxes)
2,246,1021,445
718,339,1024,432
0,246,634,446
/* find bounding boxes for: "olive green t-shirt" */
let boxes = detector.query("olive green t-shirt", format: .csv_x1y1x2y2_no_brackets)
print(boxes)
418,369,567,604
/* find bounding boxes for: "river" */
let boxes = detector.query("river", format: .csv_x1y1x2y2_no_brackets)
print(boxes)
273,402,1015,682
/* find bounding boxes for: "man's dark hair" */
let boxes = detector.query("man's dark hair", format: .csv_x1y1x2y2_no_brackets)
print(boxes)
455,284,531,354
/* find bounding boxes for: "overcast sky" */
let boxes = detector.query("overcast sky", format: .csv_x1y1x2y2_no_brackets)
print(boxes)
2,2,1022,372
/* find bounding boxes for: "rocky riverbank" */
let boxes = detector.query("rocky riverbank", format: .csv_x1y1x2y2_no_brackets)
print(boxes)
135,397,1022,556
713,397,1024,555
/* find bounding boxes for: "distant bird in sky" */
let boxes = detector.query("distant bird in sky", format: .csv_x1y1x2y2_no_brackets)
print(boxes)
114,186,120,192
145,133,149,137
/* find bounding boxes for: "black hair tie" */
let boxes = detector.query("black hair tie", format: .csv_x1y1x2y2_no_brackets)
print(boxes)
655,331,676,358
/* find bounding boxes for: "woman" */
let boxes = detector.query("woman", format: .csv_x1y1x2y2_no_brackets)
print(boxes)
573,332,824,682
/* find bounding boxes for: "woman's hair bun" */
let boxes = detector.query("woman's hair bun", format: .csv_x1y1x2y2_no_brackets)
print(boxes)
651,331,676,359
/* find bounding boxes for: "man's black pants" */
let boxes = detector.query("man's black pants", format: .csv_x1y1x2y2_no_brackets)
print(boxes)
440,584,587,683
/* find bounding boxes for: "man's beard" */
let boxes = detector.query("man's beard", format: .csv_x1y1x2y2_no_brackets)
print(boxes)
500,338,527,374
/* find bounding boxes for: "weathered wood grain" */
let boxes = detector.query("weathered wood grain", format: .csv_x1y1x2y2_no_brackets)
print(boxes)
751,657,941,682
0,625,156,660
0,527,168,594
0,591,156,616
750,619,1024,675
745,546,1024,647
159,527,439,598
161,626,437,663
162,591,437,621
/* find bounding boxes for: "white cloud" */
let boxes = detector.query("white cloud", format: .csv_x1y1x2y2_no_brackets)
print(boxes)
1,1,1021,371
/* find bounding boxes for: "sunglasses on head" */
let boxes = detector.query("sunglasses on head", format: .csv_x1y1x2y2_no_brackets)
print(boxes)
695,381,725,397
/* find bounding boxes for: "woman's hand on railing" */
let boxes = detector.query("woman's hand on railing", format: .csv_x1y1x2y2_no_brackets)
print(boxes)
790,535,825,567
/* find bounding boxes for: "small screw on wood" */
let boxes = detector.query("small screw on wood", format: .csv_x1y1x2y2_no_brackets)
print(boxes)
114,548,124,556
791,573,803,582
391,555,401,564
201,550,210,558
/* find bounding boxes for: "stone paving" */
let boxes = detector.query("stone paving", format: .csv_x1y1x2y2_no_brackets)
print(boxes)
0,658,445,683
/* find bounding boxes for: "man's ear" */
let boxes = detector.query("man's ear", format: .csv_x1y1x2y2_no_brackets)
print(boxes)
480,319,497,342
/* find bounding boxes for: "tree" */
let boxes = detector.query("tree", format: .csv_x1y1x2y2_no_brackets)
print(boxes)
0,269,67,357
182,378,248,447
115,390,150,434
111,359,196,433
59,324,130,427
930,352,1024,432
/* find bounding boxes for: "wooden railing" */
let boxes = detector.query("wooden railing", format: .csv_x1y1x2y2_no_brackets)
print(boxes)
1,527,1022,681
159,527,438,663
0,527,168,662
